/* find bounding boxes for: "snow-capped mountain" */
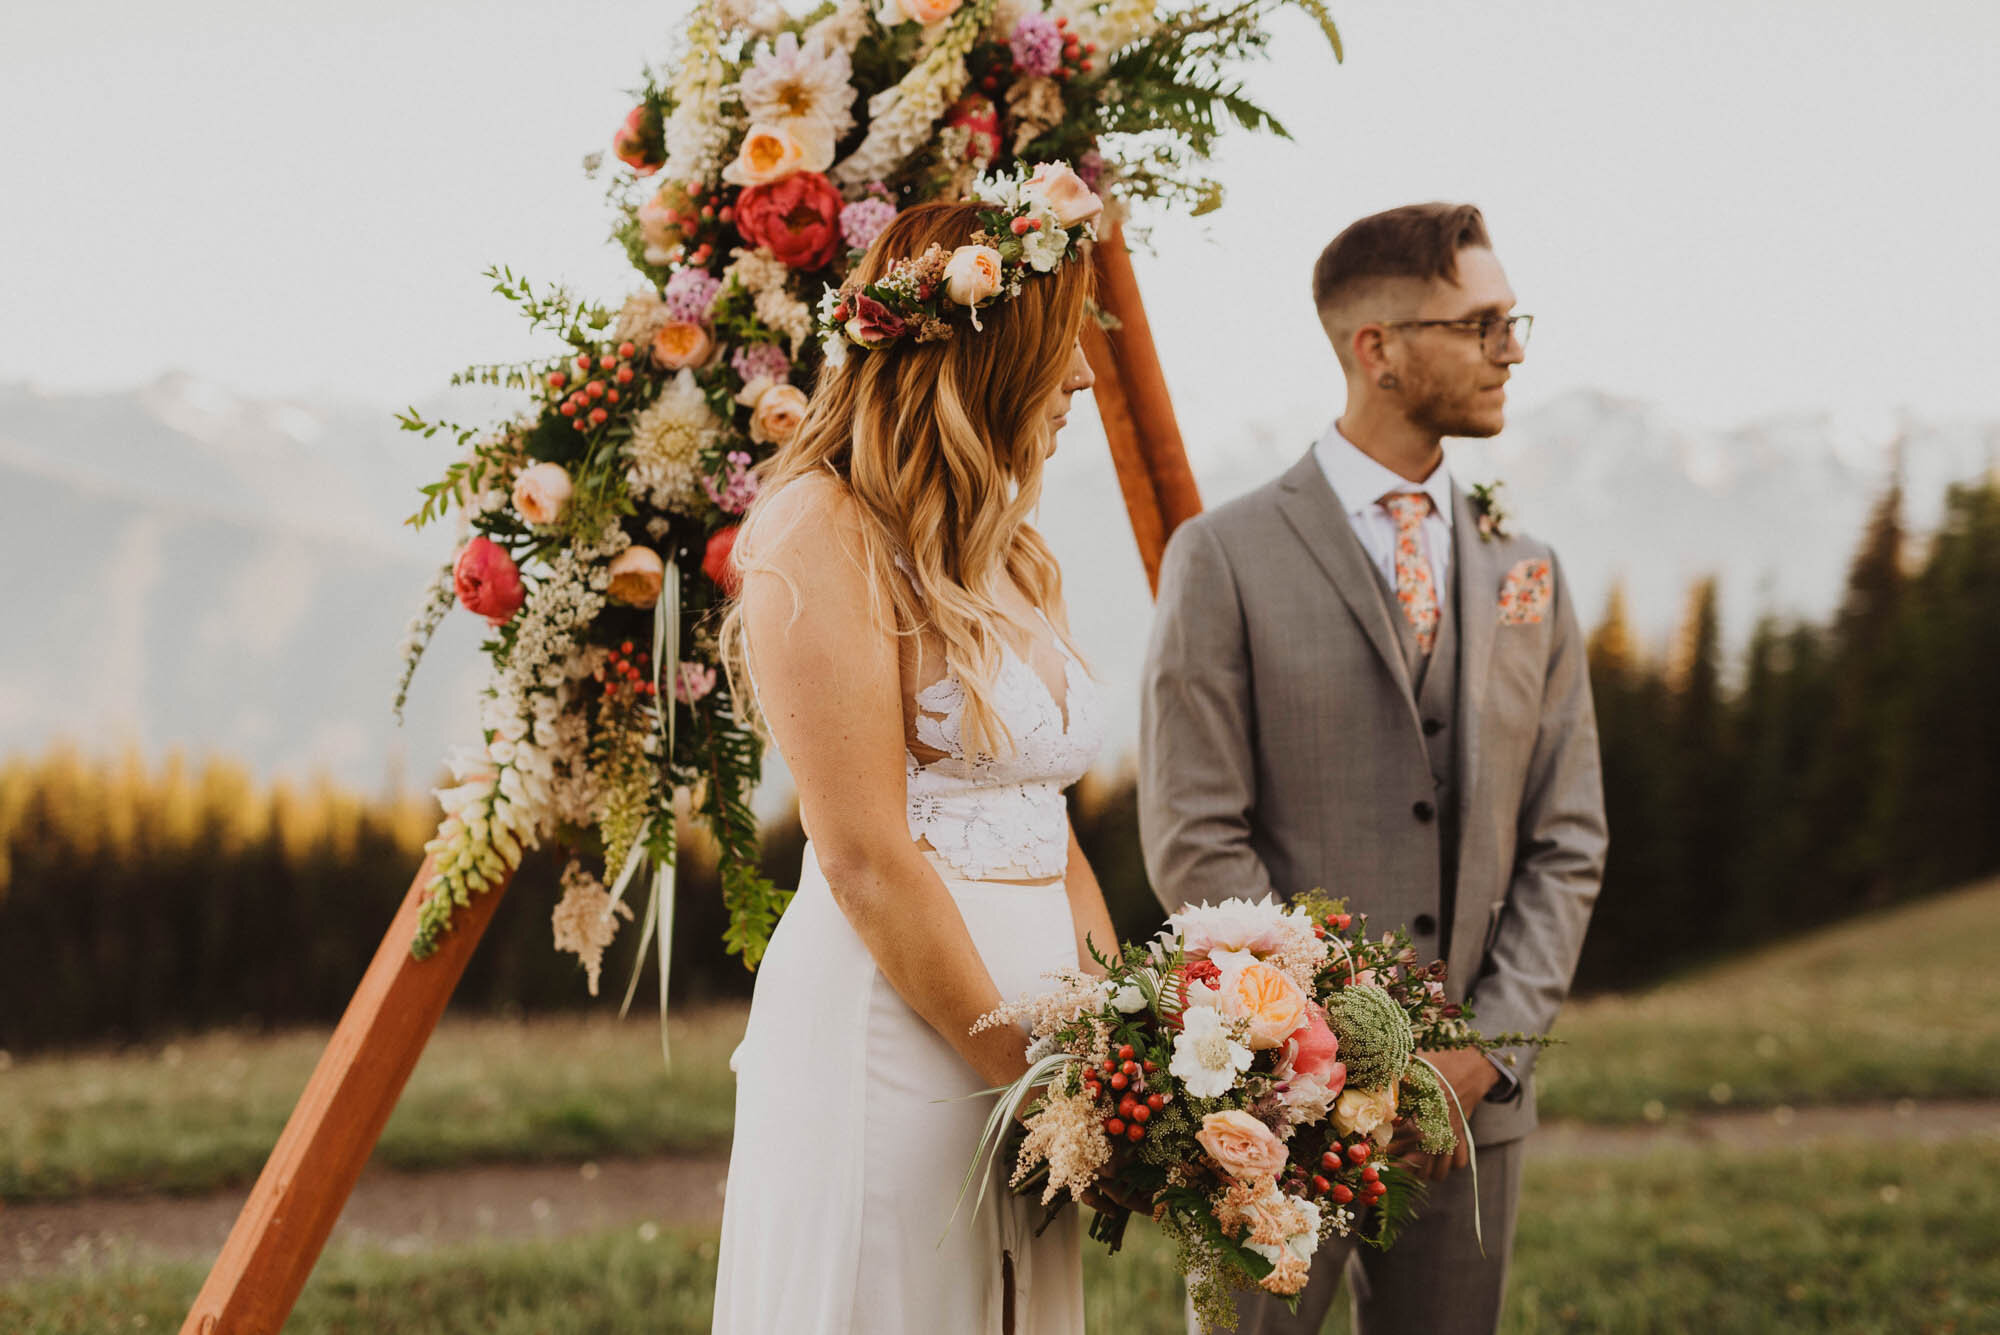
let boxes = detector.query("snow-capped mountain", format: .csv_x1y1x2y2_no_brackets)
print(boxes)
2,376,1992,790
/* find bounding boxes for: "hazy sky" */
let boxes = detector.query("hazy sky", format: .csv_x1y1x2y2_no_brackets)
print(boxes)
6,0,1999,452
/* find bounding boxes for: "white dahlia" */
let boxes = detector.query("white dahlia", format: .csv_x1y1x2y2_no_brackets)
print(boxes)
740,31,856,138
626,369,724,512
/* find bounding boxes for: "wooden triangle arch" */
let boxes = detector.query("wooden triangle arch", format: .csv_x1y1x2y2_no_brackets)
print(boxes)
179,218,1202,1334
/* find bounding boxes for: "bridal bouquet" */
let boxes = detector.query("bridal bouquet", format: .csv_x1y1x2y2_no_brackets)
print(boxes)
393,0,1345,982
969,892,1542,1332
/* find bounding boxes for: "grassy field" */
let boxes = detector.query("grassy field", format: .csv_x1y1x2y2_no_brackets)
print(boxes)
5,879,1996,1203
7,1138,1996,1333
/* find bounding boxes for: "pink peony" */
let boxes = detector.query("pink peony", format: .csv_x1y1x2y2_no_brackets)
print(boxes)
673,660,718,704
1283,1002,1343,1084
453,537,525,625
734,172,843,271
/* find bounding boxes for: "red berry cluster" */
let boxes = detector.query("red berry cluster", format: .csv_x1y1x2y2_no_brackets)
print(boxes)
549,343,643,433
1290,1138,1388,1209
1311,910,1354,942
658,180,728,268
1083,1043,1165,1144
596,640,656,700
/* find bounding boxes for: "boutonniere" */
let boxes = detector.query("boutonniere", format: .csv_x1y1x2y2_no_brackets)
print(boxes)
1468,480,1510,542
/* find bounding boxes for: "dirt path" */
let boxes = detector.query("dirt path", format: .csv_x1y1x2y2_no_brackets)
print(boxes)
5,1099,1997,1283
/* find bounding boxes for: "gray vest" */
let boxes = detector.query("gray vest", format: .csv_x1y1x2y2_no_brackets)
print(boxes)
1366,542,1464,953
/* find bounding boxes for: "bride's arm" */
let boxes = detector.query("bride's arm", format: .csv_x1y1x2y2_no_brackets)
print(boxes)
741,482,1029,1090
1062,821,1118,976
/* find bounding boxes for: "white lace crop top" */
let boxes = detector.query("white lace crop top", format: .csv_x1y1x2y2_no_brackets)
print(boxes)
903,609,1103,881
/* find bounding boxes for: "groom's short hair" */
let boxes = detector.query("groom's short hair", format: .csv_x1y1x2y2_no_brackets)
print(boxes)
1312,203,1491,314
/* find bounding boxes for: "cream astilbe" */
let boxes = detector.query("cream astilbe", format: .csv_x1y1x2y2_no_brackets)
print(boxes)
972,966,1106,1041
627,369,725,512
551,861,633,996
1011,1084,1112,1203
753,286,814,355
610,290,673,350
831,0,996,186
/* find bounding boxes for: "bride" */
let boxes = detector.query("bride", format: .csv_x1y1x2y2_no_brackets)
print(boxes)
711,182,1117,1333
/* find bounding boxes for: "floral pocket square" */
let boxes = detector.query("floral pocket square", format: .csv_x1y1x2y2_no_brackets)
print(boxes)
1497,558,1552,625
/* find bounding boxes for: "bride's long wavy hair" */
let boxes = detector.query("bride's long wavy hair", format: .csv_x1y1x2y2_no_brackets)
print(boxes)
720,199,1092,758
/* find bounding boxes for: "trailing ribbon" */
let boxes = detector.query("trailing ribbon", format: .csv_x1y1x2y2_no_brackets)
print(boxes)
610,566,682,1067
942,1051,1080,1244
1414,1053,1484,1256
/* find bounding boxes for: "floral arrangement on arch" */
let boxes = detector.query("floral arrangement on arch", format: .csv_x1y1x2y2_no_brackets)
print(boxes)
966,892,1548,1332
393,0,1345,984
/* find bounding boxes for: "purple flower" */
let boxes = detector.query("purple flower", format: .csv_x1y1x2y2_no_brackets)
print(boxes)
703,450,762,515
839,196,898,253
1077,148,1106,191
662,267,722,324
1010,12,1064,78
730,342,792,386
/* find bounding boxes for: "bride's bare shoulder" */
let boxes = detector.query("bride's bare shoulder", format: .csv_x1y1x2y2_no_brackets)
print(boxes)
748,473,866,562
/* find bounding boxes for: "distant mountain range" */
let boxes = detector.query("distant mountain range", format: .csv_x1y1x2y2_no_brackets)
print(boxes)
4,375,1993,791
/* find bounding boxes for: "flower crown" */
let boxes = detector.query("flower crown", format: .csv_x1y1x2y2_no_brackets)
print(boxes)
815,160,1103,362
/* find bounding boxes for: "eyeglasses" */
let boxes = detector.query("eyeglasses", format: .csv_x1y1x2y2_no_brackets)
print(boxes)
1382,313,1533,360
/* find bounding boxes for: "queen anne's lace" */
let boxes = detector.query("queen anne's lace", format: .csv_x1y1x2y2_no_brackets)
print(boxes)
904,618,1101,879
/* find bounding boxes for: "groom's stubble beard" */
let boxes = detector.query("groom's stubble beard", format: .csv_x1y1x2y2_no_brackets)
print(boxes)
1399,356,1506,439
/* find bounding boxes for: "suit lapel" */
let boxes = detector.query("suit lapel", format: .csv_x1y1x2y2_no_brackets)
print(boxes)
1275,450,1420,711
1448,478,1501,980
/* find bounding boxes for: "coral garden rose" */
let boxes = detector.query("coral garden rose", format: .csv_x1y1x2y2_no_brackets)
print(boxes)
611,104,662,176
1195,1109,1288,1182
1332,1083,1400,1146
510,462,573,526
1221,960,1308,1050
1024,161,1103,227
734,171,843,271
723,121,810,187
651,321,714,370
606,545,666,607
747,383,810,445
453,537,525,625
703,525,742,596
943,244,1003,307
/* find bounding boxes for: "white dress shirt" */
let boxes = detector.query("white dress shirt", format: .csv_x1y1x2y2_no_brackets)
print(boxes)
1313,422,1455,609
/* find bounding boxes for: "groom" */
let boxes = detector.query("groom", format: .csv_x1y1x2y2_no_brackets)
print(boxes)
1139,203,1607,1334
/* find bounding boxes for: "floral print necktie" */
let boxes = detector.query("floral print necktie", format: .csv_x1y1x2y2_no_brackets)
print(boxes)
1380,491,1438,656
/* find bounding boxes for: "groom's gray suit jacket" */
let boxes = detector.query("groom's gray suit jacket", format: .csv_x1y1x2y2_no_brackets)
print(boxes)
1139,449,1607,1145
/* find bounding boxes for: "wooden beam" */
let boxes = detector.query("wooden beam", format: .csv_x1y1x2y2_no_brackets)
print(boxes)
1087,216,1205,591
179,859,510,1335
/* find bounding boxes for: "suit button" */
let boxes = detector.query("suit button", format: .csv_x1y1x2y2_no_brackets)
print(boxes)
1413,800,1436,822
1423,718,1444,736
1414,913,1437,936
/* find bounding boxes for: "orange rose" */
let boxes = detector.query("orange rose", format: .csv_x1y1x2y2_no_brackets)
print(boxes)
651,321,713,370
747,383,810,446
722,122,808,187
1195,1110,1288,1182
943,244,1003,307
607,545,666,607
1223,960,1307,1050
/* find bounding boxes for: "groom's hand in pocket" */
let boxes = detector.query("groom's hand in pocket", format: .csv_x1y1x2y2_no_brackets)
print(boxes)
1392,1048,1499,1182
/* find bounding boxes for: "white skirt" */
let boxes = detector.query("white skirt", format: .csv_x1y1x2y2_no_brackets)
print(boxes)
711,842,1085,1334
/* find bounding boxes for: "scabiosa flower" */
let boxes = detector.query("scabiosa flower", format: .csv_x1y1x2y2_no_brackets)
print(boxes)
730,342,792,386
663,267,723,324
839,194,898,252
1009,11,1064,77
1170,1004,1253,1099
